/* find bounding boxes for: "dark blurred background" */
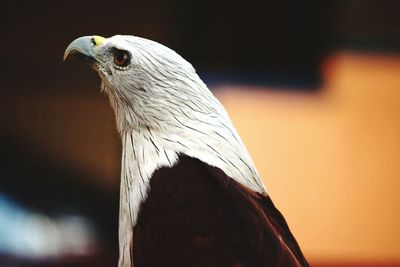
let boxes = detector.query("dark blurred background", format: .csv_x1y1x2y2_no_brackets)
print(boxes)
1,0,400,266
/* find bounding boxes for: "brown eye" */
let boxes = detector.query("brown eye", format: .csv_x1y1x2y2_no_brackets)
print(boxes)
113,49,131,68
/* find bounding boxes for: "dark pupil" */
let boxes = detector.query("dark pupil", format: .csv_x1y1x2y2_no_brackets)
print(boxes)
114,50,130,67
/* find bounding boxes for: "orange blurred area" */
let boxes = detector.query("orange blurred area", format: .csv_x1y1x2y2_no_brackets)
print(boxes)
215,52,400,265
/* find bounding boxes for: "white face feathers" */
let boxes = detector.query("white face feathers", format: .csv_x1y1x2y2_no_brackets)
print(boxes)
91,36,216,134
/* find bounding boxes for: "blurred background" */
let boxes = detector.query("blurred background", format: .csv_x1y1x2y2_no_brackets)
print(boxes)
1,0,400,266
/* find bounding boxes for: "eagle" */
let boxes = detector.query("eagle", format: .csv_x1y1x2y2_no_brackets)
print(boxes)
64,35,309,267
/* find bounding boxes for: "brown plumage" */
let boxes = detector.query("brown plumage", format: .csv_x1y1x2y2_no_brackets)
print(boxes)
133,155,309,267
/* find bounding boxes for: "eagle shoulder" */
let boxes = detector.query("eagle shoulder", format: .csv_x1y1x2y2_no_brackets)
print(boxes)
132,155,309,267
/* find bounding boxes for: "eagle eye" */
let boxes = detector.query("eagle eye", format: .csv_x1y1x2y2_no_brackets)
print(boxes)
113,49,131,68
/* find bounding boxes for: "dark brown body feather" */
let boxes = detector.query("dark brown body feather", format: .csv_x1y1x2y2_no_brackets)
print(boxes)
133,155,309,267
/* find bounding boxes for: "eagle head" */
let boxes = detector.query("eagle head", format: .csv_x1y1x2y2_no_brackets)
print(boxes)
64,35,265,195
64,35,217,134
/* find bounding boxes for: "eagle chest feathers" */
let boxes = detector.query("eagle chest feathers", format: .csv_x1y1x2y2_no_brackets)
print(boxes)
64,35,309,267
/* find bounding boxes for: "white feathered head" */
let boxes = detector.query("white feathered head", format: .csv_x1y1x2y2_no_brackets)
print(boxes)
64,35,265,194
64,35,222,133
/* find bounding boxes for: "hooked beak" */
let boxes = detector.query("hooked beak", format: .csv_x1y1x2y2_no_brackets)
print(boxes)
63,35,106,62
